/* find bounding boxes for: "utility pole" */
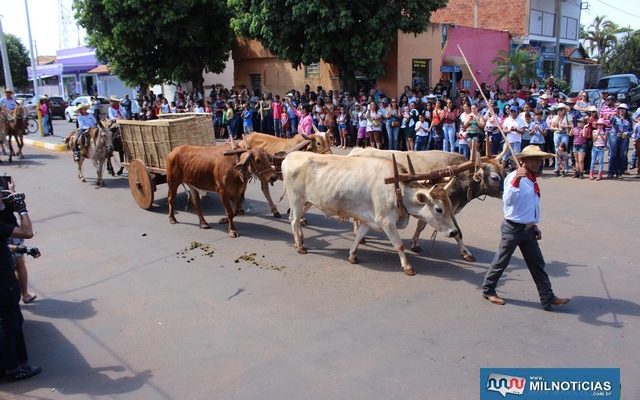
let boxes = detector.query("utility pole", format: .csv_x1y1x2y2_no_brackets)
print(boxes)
0,16,13,89
554,0,562,78
24,0,39,97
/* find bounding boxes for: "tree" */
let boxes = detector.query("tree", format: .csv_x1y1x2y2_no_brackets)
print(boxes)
491,48,537,89
229,0,448,92
0,34,30,90
580,15,631,61
602,30,640,77
74,0,233,91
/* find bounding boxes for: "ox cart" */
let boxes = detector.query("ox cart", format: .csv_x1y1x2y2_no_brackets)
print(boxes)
118,115,215,209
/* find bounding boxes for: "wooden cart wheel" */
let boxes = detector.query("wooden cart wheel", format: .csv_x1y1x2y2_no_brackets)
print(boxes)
128,159,155,209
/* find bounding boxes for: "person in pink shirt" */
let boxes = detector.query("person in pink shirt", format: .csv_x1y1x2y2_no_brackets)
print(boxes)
271,95,283,137
293,103,313,136
599,95,616,121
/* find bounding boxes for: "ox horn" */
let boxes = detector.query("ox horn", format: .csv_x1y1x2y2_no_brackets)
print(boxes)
300,132,311,140
406,155,416,175
444,176,457,192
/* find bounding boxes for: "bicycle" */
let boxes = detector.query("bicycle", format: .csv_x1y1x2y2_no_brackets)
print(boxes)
26,113,39,135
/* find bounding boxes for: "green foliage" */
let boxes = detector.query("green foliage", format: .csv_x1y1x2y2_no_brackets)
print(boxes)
74,0,233,89
581,15,631,61
491,48,537,89
229,0,448,91
555,78,571,94
0,34,30,90
603,30,640,77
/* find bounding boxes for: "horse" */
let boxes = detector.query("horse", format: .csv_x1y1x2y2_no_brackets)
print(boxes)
101,119,125,176
6,105,27,162
64,126,113,186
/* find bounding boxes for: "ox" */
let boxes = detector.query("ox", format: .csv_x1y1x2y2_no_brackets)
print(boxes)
349,148,506,261
281,152,459,276
166,145,277,238
242,132,331,218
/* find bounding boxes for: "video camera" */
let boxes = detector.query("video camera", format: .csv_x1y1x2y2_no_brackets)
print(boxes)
15,245,41,258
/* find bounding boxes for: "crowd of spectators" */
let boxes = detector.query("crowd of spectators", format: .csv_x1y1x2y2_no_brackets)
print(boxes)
130,78,638,180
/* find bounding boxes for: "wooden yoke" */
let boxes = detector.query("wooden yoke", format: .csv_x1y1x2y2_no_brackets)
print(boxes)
385,156,475,185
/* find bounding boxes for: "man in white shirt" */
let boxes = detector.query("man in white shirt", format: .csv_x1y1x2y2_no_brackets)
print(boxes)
501,106,526,168
507,90,525,110
482,145,570,310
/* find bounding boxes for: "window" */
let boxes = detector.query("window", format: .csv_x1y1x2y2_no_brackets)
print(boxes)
304,63,320,78
412,59,431,90
561,16,578,40
529,9,555,37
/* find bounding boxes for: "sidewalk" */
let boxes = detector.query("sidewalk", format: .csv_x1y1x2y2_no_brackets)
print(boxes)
23,133,68,152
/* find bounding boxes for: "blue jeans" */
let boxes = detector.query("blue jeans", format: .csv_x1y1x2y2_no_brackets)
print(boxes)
503,141,521,161
415,135,429,151
553,132,570,172
385,120,400,150
458,143,470,160
41,114,50,135
273,119,282,137
442,123,456,152
607,134,619,176
490,132,503,155
590,146,605,174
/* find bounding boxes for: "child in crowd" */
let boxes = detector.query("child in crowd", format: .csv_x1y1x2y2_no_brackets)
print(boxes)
590,118,608,180
571,117,588,178
356,105,368,148
556,142,570,177
242,102,253,134
414,114,430,151
457,129,469,159
280,109,290,139
336,107,348,149
402,106,415,151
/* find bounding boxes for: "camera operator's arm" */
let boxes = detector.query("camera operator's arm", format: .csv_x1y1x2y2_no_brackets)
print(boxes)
10,196,33,239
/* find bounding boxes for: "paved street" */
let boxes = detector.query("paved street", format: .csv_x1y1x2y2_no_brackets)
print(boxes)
0,138,638,399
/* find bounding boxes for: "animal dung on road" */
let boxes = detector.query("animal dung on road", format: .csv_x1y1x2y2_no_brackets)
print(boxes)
176,241,215,262
234,252,287,272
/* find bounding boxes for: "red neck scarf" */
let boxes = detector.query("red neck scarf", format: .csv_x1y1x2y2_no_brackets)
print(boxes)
512,171,540,197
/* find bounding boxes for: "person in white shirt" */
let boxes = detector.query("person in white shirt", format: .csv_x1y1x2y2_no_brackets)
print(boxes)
414,113,430,151
507,91,525,110
501,106,526,168
482,145,570,310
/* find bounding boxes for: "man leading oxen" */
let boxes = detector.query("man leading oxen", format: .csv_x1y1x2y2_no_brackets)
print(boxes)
282,151,461,276
349,147,507,262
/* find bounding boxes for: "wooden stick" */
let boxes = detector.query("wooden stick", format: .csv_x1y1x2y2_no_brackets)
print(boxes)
385,160,475,184
457,44,520,166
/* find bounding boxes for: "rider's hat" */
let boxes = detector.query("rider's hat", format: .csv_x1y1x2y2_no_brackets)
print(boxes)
109,96,121,103
4,88,14,94
75,103,90,113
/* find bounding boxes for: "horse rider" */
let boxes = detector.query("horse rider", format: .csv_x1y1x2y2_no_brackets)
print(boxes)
73,103,97,161
108,96,124,121
0,88,18,113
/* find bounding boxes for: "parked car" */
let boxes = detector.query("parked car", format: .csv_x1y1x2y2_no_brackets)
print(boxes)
13,93,37,113
567,89,602,106
596,74,640,107
47,96,67,119
64,96,109,122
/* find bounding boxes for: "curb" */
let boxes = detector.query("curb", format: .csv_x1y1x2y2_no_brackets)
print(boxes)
23,137,68,152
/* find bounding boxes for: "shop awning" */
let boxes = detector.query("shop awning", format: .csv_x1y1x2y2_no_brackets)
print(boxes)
56,46,98,73
27,63,63,80
88,64,110,74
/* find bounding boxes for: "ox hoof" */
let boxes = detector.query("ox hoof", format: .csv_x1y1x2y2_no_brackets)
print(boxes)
228,230,239,238
218,217,229,224
462,254,476,262
19,154,24,160
296,247,308,255
410,245,422,254
301,218,309,227
359,237,367,244
273,211,281,218
237,209,245,216
403,267,416,276
80,178,86,183
169,218,178,225
348,255,359,264
97,180,104,187
199,223,210,229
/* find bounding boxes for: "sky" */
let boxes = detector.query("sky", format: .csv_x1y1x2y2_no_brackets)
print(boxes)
0,0,639,57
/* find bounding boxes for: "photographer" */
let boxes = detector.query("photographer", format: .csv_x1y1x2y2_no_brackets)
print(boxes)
0,178,41,381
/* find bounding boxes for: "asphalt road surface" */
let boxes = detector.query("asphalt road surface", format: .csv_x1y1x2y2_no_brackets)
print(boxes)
1,140,638,399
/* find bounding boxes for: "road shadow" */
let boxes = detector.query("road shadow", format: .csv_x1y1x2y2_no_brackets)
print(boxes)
4,320,156,397
23,298,97,320
507,258,586,278
507,296,640,328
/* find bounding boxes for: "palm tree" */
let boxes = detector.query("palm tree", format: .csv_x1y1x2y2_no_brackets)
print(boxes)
580,15,631,61
491,47,537,89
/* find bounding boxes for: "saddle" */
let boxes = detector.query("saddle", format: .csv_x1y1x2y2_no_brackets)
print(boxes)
67,127,99,157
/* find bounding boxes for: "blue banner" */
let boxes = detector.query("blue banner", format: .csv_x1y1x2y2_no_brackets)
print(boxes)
480,368,620,399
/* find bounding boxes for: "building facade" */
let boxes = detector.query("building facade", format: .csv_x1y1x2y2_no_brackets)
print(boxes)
431,0,582,85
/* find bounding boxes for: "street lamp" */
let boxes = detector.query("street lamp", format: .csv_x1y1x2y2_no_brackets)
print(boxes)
24,0,39,98
0,15,13,89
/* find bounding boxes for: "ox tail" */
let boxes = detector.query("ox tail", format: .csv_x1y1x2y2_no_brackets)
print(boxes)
278,187,287,203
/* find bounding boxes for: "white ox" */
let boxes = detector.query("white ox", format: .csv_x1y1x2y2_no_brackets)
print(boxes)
349,148,506,261
281,152,459,276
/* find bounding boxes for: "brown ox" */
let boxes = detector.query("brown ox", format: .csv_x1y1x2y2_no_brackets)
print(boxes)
241,132,331,218
166,144,277,238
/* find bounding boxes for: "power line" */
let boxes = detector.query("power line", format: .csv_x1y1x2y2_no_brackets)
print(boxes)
593,0,640,19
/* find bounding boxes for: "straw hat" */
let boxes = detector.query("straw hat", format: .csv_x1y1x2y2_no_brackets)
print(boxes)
617,103,628,109
518,145,555,159
75,103,90,113
539,93,549,100
110,96,121,102
556,103,570,110
4,88,14,94
588,105,598,112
